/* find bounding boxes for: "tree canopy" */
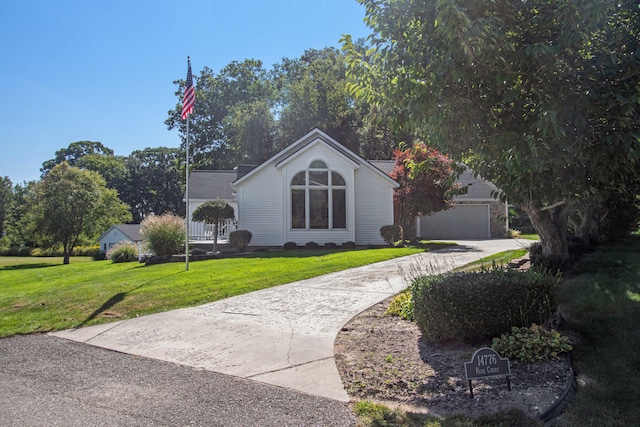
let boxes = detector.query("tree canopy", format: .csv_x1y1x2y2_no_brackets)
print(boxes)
191,199,235,252
165,47,405,169
390,143,463,240
343,0,640,263
40,141,115,176
32,163,131,263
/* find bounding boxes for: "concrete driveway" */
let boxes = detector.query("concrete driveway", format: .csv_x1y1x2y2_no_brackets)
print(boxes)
51,239,529,402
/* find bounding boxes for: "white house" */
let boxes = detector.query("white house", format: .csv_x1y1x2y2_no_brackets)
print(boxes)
232,129,398,246
185,128,506,246
97,224,143,254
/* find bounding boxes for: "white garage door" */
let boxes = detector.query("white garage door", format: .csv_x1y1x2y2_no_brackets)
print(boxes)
418,204,490,239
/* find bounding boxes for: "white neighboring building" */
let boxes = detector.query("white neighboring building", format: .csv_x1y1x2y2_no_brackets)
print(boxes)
97,224,143,255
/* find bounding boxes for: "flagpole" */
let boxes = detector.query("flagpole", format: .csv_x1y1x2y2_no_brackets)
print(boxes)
182,55,195,272
185,113,190,271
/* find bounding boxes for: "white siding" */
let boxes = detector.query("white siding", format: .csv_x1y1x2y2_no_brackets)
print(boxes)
354,166,395,245
235,134,397,247
98,228,130,252
236,165,285,246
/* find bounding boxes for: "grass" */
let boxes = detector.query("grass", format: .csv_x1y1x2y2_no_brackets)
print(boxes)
453,249,528,272
353,401,540,427
0,256,95,268
519,234,540,241
554,236,640,426
0,247,425,338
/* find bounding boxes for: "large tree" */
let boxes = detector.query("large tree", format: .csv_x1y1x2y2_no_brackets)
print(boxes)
122,147,184,222
32,162,131,264
343,0,640,264
2,181,39,249
166,60,278,169
0,176,12,240
166,51,401,168
274,48,365,154
40,141,115,176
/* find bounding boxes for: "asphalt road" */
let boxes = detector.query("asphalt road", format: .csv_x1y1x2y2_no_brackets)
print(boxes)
0,334,356,427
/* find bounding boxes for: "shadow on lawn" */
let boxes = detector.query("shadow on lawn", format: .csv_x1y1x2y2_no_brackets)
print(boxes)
1,263,58,271
77,271,183,327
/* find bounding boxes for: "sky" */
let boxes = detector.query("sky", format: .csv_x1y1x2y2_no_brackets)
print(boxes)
0,0,372,185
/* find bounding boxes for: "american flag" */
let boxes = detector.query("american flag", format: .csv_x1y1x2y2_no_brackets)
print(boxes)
181,58,195,120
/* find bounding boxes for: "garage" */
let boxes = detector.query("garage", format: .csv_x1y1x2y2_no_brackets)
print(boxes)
417,204,490,239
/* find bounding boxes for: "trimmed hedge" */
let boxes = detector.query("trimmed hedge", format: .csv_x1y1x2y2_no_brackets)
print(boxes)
380,224,401,246
412,269,559,342
229,229,252,251
283,241,298,250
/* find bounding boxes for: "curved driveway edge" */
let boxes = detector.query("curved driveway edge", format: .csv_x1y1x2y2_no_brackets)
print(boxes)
51,239,530,402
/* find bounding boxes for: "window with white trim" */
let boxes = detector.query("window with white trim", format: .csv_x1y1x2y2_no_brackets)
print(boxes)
291,160,346,229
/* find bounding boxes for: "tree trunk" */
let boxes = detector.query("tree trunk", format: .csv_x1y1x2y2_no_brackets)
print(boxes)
574,204,596,249
213,223,219,253
524,202,571,266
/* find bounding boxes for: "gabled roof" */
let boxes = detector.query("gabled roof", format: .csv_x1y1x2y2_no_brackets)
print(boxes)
188,170,236,200
233,128,398,188
454,167,501,200
368,160,396,176
97,224,143,242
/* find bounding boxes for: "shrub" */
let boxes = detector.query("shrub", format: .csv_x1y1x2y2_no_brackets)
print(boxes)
229,229,252,251
29,248,44,257
380,224,402,246
324,242,338,249
106,242,138,263
529,241,568,272
31,247,61,257
508,229,522,238
341,241,356,249
141,213,185,256
385,291,414,321
528,242,543,266
72,245,101,259
492,324,573,363
304,241,319,249
412,269,560,342
283,241,298,250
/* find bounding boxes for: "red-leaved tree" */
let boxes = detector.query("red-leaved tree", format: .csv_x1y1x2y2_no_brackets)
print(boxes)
390,143,464,241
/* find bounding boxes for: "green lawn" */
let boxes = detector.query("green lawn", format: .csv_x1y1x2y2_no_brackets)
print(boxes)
453,249,528,272
0,256,95,268
555,237,640,426
0,247,426,337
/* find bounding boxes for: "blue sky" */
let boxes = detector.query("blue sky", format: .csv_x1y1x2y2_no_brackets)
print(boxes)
0,0,371,184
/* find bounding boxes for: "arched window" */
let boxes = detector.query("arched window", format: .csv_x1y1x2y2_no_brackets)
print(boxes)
291,161,346,229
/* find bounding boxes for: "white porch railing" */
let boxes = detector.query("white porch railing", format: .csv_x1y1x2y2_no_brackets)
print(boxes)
189,219,237,241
